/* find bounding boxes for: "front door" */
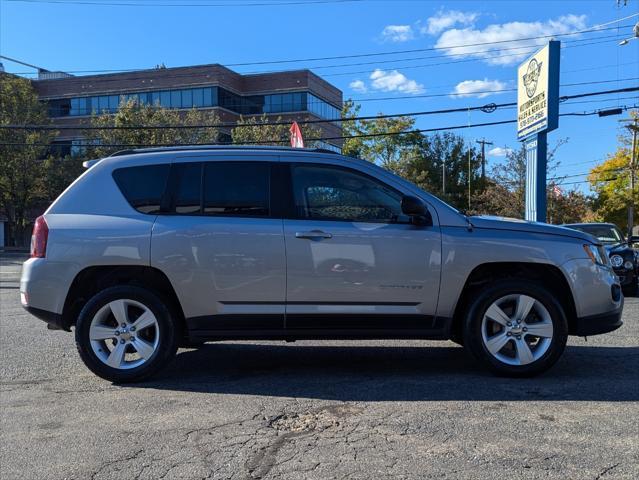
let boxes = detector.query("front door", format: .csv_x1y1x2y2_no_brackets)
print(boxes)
283,162,441,331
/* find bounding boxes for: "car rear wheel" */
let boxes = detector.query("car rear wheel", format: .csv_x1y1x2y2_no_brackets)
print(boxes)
75,286,179,383
463,280,568,377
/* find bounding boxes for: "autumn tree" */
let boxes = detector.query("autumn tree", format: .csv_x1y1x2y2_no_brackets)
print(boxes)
472,140,592,223
588,113,638,231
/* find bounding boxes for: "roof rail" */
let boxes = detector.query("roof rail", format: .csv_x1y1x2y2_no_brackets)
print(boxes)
108,144,341,157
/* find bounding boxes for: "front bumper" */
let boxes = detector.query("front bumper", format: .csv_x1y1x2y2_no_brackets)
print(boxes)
612,267,636,287
573,303,624,336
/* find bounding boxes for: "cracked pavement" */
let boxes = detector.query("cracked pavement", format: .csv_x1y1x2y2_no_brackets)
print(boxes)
1,254,638,479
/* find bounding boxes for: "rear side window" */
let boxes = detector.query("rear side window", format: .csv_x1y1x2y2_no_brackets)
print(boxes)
203,162,269,216
112,164,170,214
172,163,202,214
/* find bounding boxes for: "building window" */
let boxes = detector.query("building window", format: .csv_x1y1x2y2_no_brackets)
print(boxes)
46,86,341,120
160,91,170,108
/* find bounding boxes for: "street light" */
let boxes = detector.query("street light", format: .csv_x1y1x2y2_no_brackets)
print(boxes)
619,21,639,45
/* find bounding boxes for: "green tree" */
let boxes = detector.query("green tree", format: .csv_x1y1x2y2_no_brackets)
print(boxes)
589,115,638,231
85,98,222,158
340,99,422,173
0,74,58,247
403,132,482,211
39,155,84,203
342,100,487,211
231,114,321,147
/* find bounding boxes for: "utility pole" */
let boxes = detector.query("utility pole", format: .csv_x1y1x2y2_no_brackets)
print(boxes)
476,138,493,180
625,118,638,239
442,160,446,196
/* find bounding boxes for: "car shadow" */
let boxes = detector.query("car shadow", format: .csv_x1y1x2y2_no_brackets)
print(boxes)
127,343,639,402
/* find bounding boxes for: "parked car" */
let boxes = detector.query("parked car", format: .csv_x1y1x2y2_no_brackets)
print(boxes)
563,223,639,295
21,146,623,382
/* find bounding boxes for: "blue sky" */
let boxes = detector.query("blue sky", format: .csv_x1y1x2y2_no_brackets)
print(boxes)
1,0,638,193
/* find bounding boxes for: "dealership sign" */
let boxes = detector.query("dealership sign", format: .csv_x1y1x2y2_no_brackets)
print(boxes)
517,41,560,140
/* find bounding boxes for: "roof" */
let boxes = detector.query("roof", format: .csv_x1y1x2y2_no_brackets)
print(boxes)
563,222,619,228
82,145,341,168
108,145,341,157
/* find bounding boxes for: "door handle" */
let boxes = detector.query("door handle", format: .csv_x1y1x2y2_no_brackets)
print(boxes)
295,230,333,239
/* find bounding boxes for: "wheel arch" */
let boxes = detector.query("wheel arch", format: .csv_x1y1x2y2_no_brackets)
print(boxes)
449,262,578,342
61,265,186,336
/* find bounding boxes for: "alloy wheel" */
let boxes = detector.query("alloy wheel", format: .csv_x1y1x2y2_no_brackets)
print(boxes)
481,294,554,366
88,299,160,370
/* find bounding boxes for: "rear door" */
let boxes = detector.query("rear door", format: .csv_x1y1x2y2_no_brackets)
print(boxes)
282,160,442,332
151,156,286,334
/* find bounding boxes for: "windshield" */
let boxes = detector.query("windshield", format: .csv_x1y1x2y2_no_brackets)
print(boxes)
571,225,625,244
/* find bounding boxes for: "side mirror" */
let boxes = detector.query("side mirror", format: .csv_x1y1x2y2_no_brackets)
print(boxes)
401,195,432,226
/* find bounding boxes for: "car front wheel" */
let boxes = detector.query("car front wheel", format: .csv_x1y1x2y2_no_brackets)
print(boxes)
75,286,179,383
463,280,568,377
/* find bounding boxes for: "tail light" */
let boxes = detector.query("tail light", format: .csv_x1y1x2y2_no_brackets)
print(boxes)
30,216,49,258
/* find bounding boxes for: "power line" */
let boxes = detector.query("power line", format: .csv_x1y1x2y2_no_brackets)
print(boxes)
4,86,638,131
31,77,639,120
4,0,363,6
5,31,630,77
2,23,633,78
2,104,637,148
353,77,639,103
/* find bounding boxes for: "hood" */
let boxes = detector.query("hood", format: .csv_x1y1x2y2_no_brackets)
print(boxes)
604,242,633,254
469,215,597,243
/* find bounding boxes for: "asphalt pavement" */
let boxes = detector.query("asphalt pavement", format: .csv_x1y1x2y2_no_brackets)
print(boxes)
1,254,638,479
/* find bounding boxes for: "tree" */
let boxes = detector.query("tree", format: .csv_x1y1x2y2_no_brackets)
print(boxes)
0,74,58,247
39,155,84,204
341,100,484,211
471,139,592,223
403,132,482,211
231,114,321,147
340,99,422,174
84,98,222,158
588,114,638,231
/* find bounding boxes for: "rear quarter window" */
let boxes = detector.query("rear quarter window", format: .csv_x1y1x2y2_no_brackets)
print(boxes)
112,164,170,214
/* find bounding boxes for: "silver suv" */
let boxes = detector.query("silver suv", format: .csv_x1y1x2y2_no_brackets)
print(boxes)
20,146,623,382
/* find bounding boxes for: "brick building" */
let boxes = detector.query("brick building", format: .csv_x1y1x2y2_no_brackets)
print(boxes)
31,63,343,153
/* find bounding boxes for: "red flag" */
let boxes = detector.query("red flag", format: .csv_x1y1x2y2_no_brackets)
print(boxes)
290,121,304,148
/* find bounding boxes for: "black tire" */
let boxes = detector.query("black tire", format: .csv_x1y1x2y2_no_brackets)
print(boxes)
75,286,179,383
462,279,568,377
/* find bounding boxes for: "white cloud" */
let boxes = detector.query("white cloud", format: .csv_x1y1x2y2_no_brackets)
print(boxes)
381,24,414,42
451,78,507,98
349,79,368,93
423,10,478,35
369,69,425,94
434,14,587,65
488,146,514,157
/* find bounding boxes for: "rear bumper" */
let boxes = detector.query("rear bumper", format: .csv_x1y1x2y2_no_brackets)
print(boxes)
23,305,67,331
573,304,623,336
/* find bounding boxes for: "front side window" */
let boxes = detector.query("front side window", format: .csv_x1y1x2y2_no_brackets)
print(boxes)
113,164,170,214
291,164,406,223
203,163,269,216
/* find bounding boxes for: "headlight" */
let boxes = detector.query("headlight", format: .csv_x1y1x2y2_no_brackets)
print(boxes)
624,260,634,270
611,254,624,268
584,244,609,266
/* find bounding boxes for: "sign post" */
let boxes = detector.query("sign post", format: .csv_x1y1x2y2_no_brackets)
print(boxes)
517,40,560,223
